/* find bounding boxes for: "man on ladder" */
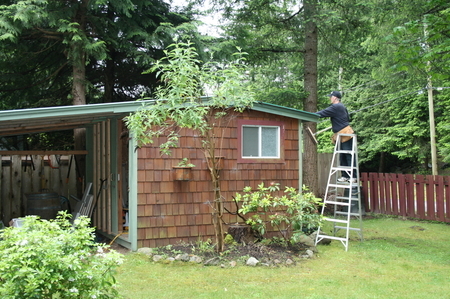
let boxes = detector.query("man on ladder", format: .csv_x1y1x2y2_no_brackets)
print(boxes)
313,90,363,251
316,91,356,183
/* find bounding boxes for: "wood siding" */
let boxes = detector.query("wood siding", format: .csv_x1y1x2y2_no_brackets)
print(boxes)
136,110,301,248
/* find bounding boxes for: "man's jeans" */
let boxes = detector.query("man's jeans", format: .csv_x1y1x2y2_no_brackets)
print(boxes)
340,138,356,179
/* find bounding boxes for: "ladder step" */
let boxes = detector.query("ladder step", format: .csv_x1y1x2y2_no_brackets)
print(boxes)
316,234,347,242
335,196,360,201
331,166,357,171
335,150,354,154
334,226,362,232
324,217,348,224
328,183,353,189
335,211,361,217
324,200,351,206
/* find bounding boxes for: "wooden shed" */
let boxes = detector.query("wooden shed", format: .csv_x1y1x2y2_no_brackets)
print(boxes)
0,100,319,250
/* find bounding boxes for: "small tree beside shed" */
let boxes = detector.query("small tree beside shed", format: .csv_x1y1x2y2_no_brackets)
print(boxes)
126,40,256,252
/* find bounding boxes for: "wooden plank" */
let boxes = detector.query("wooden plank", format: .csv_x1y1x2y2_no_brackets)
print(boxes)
415,174,425,219
2,157,11,224
101,120,107,232
92,124,102,230
361,173,370,212
106,119,112,234
378,173,386,214
435,175,445,222
370,172,379,213
30,155,39,193
48,155,59,194
445,176,450,222
425,175,435,220
405,174,415,217
22,155,31,186
390,173,399,215
398,173,407,217
11,155,22,219
384,173,392,215
118,120,124,232
317,153,332,196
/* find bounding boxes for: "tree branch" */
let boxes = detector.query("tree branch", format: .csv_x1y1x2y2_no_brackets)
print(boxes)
281,7,304,23
260,47,305,53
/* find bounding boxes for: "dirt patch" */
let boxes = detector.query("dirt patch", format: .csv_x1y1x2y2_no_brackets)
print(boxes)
150,241,314,266
109,242,132,255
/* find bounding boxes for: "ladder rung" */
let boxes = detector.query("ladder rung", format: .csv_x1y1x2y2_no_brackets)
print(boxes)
334,226,362,231
328,183,352,189
335,150,353,154
335,196,360,201
331,166,357,171
324,200,350,206
324,217,348,224
335,211,361,217
316,234,347,242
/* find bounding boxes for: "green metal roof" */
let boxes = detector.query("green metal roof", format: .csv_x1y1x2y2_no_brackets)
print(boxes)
0,99,318,136
252,101,319,122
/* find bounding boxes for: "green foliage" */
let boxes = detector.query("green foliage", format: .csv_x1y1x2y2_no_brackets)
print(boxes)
234,183,323,243
192,238,215,255
0,212,124,299
177,158,195,167
223,233,237,246
126,39,255,151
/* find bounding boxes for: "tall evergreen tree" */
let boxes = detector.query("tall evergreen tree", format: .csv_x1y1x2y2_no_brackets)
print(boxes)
0,0,195,108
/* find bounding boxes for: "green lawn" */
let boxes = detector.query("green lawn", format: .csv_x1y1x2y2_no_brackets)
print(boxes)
116,216,450,299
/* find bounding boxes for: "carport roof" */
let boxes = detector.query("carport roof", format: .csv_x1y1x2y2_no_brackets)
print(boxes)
0,100,319,137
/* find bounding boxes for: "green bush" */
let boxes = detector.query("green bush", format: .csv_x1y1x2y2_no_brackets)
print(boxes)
0,212,123,299
234,183,324,243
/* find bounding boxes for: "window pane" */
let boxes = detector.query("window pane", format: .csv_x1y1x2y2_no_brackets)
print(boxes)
261,127,278,157
243,127,259,156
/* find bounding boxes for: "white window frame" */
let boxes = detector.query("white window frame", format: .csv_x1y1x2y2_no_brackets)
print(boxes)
241,125,280,159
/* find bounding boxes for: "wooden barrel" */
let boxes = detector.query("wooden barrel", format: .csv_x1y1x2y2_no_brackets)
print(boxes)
26,192,61,219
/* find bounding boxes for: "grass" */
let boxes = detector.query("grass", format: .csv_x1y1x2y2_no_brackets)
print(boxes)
116,216,450,299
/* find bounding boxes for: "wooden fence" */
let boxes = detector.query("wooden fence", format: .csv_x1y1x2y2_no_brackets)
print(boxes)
360,172,450,223
0,153,78,225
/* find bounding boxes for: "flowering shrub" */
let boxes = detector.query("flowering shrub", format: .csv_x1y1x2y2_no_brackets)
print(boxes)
0,212,123,298
234,183,324,243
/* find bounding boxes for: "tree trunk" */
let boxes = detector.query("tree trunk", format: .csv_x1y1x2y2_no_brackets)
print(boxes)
303,0,319,195
378,152,385,173
72,0,89,197
212,177,224,252
227,223,257,243
73,59,86,197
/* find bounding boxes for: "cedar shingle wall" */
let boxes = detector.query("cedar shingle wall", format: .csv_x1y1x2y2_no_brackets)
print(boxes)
136,110,300,248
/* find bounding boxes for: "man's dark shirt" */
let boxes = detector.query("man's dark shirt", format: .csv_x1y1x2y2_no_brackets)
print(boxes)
316,102,350,133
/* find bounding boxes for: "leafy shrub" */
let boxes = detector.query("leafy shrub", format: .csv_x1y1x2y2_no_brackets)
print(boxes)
0,212,123,299
234,183,323,243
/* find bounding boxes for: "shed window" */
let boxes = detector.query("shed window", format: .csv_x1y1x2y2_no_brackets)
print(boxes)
242,126,280,158
237,119,285,163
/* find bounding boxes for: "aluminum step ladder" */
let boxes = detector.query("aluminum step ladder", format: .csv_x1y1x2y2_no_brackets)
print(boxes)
315,133,363,251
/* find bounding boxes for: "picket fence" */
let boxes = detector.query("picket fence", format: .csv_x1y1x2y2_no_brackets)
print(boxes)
360,172,450,223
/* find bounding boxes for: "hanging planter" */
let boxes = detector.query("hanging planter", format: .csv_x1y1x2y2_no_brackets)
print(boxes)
173,158,195,181
173,166,193,181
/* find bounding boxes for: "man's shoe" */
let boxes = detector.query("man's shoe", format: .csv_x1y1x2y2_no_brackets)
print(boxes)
350,178,357,183
337,177,349,182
